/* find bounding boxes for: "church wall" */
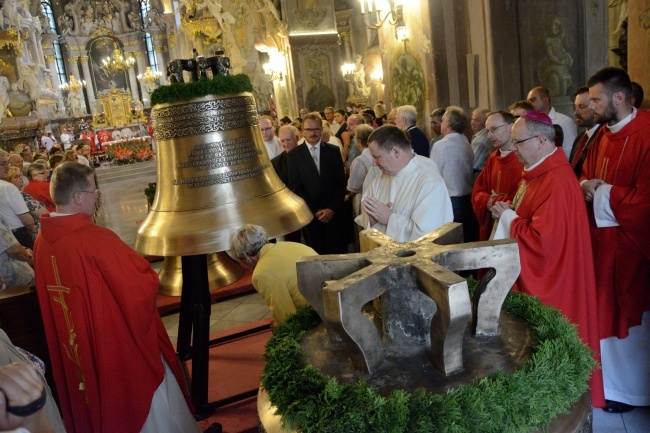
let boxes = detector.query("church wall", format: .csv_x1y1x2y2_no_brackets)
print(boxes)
628,0,650,107
483,0,523,111
376,0,436,134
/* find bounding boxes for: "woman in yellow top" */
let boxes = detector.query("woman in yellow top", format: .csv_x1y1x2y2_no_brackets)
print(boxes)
230,224,316,323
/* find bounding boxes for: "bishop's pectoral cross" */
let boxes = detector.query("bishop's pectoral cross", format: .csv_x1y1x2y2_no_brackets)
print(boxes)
47,256,87,395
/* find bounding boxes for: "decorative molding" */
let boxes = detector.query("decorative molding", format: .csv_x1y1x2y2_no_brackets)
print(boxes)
169,34,176,47
132,50,142,57
640,8,650,29
79,55,89,64
69,45,83,51
124,40,140,47
44,55,56,64
89,28,114,39
68,56,79,63
297,42,334,57
161,46,168,53
294,8,327,29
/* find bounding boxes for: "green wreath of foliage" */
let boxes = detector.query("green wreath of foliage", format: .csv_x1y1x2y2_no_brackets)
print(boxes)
150,74,253,106
261,281,595,433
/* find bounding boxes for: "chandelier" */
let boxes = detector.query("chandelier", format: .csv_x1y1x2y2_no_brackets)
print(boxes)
359,0,406,40
341,63,355,83
102,48,135,73
60,75,86,92
137,66,163,83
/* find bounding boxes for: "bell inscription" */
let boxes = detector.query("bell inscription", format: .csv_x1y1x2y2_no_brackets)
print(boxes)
173,164,270,189
177,138,261,171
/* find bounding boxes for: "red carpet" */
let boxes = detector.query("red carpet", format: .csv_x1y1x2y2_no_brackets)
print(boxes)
156,268,255,315
177,320,273,433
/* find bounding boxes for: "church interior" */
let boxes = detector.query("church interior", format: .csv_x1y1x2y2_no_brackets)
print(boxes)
0,0,648,432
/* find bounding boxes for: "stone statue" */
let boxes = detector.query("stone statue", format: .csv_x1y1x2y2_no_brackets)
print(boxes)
249,0,287,52
128,9,142,30
66,89,86,118
538,15,573,98
63,3,79,34
16,58,40,109
2,0,20,29
0,76,10,120
38,13,53,33
352,55,370,98
251,62,272,113
112,0,132,35
141,79,157,98
146,7,162,27
58,13,74,35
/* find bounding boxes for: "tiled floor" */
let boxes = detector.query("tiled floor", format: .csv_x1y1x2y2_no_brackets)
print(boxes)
160,292,272,346
98,164,650,433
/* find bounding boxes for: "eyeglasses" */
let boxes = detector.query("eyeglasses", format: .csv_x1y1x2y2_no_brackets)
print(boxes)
304,128,322,133
510,136,538,147
486,124,510,134
260,127,273,132
77,189,100,197
33,172,47,176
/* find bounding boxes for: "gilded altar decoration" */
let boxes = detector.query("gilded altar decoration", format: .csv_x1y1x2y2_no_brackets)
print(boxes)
97,88,134,127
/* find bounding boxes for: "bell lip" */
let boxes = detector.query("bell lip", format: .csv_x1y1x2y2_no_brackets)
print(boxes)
150,91,254,113
134,187,313,257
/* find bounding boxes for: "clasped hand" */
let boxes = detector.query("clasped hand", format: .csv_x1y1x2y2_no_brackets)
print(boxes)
581,179,606,202
362,196,393,226
491,201,513,220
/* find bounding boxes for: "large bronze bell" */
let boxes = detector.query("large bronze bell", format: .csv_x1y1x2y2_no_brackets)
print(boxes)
134,92,312,257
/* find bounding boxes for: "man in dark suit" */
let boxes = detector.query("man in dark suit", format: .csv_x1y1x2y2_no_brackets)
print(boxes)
396,105,429,157
288,114,348,254
272,124,300,184
272,125,302,243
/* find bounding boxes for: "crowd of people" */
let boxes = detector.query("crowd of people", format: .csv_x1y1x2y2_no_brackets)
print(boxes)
236,66,648,416
0,141,100,292
0,65,646,433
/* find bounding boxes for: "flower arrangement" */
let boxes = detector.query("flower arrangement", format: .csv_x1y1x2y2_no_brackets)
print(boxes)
136,148,153,161
111,146,134,165
106,141,154,165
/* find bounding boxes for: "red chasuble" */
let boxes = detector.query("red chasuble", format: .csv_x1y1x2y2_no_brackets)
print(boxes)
96,130,111,145
34,214,192,433
23,179,56,213
471,150,523,241
510,149,604,407
580,110,650,340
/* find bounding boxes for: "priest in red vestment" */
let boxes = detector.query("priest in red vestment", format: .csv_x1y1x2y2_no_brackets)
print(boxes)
580,67,650,413
96,127,112,153
33,163,200,433
471,110,522,241
491,110,605,408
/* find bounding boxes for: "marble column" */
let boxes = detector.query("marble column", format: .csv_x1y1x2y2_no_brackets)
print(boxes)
154,48,168,85
79,56,97,112
340,32,354,97
135,52,148,106
128,66,141,104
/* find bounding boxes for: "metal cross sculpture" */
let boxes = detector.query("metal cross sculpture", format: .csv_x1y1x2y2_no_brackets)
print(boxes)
297,223,520,376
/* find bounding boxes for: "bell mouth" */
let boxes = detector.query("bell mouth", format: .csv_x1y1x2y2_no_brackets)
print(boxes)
135,186,312,256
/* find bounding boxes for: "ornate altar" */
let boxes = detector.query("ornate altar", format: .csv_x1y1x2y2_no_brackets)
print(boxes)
97,88,134,127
